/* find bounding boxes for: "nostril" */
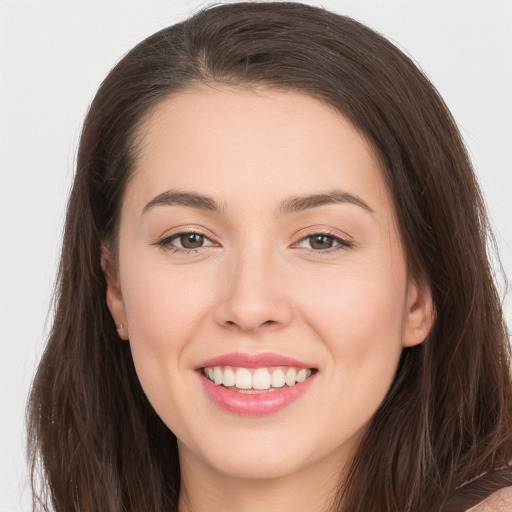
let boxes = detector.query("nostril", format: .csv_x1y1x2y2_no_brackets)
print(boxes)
224,319,277,329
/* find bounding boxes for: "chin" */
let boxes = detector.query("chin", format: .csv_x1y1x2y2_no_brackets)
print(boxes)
209,452,309,481
182,426,336,482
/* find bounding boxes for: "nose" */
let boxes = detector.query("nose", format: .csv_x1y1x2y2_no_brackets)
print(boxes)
212,244,293,333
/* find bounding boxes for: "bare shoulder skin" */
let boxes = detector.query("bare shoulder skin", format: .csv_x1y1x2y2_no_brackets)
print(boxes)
467,486,512,512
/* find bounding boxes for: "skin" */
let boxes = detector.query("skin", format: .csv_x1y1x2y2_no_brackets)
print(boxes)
469,487,512,512
102,86,434,512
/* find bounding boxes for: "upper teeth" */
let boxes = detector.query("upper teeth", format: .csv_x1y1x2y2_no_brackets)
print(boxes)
203,366,313,390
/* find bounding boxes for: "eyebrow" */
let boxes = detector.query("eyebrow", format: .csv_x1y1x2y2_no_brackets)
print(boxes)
143,190,226,214
278,190,374,215
142,189,374,216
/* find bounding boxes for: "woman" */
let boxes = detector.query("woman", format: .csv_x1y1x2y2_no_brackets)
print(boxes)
27,2,512,511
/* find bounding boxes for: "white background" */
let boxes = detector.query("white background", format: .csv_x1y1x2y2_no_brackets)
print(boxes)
1,1,511,510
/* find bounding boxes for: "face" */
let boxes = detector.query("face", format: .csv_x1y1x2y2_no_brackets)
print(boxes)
103,86,432,490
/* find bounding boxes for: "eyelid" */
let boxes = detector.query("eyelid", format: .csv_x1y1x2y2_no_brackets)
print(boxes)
153,226,219,253
152,225,353,255
291,227,354,253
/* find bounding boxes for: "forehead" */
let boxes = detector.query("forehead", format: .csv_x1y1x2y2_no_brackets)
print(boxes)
125,85,393,220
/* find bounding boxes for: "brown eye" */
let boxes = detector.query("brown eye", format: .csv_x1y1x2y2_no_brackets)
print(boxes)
295,233,352,252
309,235,335,250
179,233,205,249
155,231,216,252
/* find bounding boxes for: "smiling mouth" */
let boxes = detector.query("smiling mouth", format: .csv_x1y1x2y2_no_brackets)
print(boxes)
202,366,317,393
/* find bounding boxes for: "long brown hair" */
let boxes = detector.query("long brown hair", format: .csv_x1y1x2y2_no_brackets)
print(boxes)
27,3,512,511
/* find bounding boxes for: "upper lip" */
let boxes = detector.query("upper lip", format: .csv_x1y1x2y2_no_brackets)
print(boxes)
196,352,316,370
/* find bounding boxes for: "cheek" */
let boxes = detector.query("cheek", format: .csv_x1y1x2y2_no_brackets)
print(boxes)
298,268,406,432
300,262,407,390
305,268,405,339
118,259,214,408
121,258,212,347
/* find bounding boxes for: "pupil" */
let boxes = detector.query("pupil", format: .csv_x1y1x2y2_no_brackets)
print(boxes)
181,233,204,248
311,235,332,250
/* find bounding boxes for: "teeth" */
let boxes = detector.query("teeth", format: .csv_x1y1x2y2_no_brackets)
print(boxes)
235,368,252,389
296,368,308,383
285,368,296,387
253,368,271,390
271,369,285,388
213,367,223,385
223,368,236,387
203,365,314,390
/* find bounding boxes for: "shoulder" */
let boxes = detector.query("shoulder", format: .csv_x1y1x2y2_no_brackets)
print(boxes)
466,486,512,512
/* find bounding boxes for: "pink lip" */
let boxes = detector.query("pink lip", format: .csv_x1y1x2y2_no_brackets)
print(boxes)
196,352,317,416
199,373,316,416
197,352,314,370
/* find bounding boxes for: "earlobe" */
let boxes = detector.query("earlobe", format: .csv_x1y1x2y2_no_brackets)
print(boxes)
402,277,435,348
101,243,129,340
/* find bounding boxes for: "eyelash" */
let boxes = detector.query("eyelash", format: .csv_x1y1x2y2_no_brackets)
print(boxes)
154,232,217,254
293,230,353,253
154,230,353,255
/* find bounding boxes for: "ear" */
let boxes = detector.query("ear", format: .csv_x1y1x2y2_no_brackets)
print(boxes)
100,244,129,340
402,276,435,348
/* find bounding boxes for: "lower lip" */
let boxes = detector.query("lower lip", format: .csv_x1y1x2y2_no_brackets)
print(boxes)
199,372,316,416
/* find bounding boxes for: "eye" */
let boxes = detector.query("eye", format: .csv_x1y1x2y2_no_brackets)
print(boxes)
154,231,217,253
295,233,352,252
